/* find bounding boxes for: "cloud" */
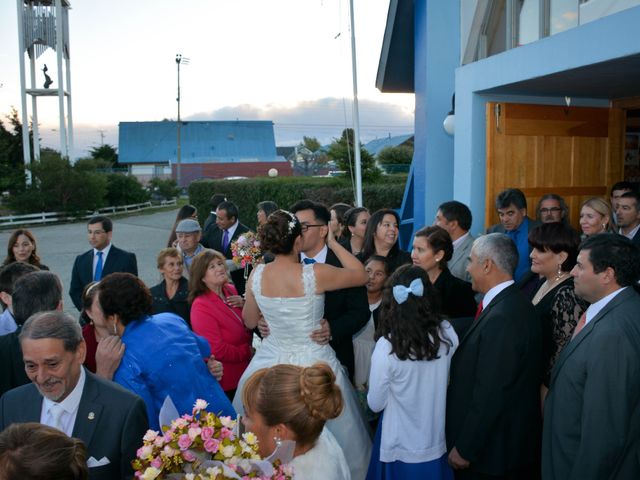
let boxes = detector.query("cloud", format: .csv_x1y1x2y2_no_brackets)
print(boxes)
37,97,414,158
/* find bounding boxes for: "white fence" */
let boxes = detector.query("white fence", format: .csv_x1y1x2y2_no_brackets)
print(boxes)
0,199,177,228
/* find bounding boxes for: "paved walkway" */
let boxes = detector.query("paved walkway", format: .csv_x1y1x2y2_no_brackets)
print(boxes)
0,208,179,315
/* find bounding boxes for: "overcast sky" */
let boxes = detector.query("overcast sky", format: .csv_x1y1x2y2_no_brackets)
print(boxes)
0,0,414,158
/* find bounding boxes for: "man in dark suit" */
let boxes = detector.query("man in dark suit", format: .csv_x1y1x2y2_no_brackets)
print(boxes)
447,233,542,479
542,234,640,479
0,310,148,480
69,216,138,311
0,271,63,397
202,193,227,234
201,201,250,295
290,200,369,381
486,188,541,284
615,190,640,246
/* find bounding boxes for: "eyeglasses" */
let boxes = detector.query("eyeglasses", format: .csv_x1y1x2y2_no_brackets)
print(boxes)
539,207,562,214
87,229,106,236
300,224,324,233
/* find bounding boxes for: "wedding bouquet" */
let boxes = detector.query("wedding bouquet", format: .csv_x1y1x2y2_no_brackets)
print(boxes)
132,399,293,480
230,232,262,279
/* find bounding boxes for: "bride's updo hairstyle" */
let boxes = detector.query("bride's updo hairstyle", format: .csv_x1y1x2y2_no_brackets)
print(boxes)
258,210,302,255
242,363,343,447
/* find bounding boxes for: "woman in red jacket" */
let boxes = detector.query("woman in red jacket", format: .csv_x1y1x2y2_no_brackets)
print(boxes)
189,249,253,400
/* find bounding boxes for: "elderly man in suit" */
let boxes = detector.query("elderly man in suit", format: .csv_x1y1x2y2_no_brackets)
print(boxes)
0,310,148,480
201,201,250,295
447,233,542,479
486,188,541,284
542,234,640,479
69,216,138,311
435,200,474,282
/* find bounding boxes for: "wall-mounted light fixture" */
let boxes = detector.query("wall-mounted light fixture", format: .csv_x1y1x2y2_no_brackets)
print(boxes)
443,94,455,136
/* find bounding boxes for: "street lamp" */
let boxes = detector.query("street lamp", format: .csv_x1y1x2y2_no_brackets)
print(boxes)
175,53,189,188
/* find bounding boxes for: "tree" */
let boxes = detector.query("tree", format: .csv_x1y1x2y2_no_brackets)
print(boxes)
89,144,118,167
327,128,380,181
148,177,180,200
0,109,28,194
302,136,321,152
377,145,413,173
105,174,150,206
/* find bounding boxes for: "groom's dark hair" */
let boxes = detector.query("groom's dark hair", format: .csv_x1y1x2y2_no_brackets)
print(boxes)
289,200,330,225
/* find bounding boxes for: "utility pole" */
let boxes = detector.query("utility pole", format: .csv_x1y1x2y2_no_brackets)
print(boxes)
98,129,105,146
175,54,189,189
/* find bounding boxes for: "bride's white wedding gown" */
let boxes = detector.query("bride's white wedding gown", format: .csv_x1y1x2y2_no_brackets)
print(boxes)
232,263,372,480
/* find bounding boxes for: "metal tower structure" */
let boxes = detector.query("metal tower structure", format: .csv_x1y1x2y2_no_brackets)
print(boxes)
16,0,74,180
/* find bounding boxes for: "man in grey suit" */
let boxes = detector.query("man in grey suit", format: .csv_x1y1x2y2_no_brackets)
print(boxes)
0,311,148,480
435,201,474,282
542,234,640,479
486,188,541,283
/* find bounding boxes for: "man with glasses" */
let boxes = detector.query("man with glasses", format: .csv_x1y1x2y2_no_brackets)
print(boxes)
536,193,569,224
69,216,137,311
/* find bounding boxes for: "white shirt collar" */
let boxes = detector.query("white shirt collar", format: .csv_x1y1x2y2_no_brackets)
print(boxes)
482,280,515,308
225,220,239,239
301,244,328,264
452,232,470,250
619,223,640,240
42,367,86,436
93,243,112,256
584,287,626,325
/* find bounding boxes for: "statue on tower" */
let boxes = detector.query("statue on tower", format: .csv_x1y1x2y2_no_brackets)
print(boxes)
42,64,53,89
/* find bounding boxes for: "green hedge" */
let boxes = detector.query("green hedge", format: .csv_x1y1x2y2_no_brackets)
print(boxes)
188,175,408,230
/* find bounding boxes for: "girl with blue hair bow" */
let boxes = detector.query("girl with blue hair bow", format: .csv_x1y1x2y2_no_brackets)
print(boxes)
366,264,459,480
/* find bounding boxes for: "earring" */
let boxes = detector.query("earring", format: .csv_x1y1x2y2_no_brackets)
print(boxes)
555,264,563,281
112,323,117,335
273,436,282,447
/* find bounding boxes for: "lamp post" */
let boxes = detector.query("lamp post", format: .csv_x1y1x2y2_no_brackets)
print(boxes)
175,54,189,188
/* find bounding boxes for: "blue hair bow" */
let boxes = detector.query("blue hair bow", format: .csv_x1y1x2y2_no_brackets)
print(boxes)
392,278,424,304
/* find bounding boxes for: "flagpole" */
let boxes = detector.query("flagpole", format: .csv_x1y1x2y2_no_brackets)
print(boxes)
349,0,363,207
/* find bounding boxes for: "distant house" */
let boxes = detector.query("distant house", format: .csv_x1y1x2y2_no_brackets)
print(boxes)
118,120,292,186
363,134,414,157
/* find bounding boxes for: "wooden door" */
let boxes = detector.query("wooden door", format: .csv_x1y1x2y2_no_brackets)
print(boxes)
485,102,625,229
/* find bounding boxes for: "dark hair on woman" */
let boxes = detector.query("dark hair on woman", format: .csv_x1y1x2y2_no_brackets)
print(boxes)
242,363,343,448
257,201,279,218
376,265,451,361
330,203,351,235
414,226,454,270
361,209,401,261
97,273,152,326
528,222,581,272
167,205,198,247
188,249,228,304
0,422,88,480
80,281,100,326
341,207,369,238
258,210,302,255
3,229,42,267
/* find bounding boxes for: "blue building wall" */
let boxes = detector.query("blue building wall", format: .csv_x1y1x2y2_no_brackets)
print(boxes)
119,120,281,165
453,7,640,234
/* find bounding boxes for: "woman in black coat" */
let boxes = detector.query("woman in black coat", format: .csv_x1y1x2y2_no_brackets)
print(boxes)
410,225,477,319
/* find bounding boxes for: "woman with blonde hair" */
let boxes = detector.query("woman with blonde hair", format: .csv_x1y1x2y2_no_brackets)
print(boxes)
579,197,612,237
242,362,350,480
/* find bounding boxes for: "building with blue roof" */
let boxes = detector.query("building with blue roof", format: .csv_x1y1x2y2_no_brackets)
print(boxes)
363,134,413,157
118,120,291,186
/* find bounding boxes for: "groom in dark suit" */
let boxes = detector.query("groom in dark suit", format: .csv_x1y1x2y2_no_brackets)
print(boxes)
447,233,541,479
542,234,640,479
69,216,138,311
0,311,148,480
201,201,250,295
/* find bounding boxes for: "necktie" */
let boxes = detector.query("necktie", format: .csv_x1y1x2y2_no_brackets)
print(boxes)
474,301,483,321
49,404,65,433
222,230,230,252
94,251,103,281
572,312,587,339
303,258,316,265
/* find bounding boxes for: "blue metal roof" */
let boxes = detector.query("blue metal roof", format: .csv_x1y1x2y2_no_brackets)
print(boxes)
363,134,413,156
118,120,281,164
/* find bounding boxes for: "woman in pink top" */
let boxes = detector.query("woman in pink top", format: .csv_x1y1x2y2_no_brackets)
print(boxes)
189,249,253,400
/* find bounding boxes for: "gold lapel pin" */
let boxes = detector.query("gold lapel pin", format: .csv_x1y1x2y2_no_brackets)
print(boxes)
88,412,95,420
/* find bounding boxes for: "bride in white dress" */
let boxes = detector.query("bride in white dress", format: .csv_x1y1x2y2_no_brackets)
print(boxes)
233,210,372,480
